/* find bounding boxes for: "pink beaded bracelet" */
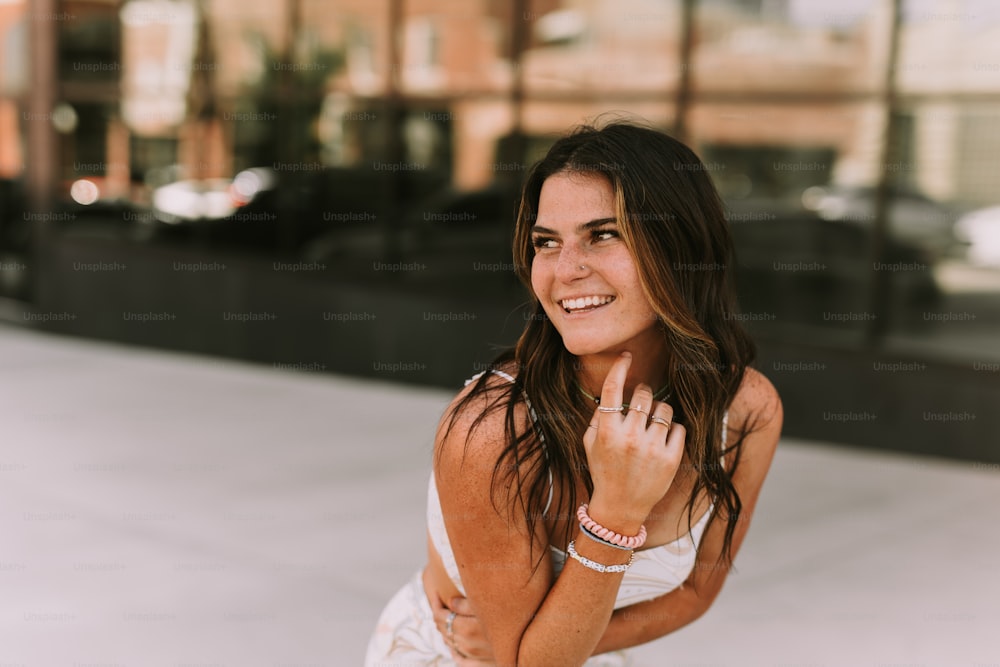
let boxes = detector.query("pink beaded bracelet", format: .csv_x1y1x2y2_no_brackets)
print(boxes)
577,504,647,550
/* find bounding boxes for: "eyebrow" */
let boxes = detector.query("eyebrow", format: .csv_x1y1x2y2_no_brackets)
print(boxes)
531,217,617,235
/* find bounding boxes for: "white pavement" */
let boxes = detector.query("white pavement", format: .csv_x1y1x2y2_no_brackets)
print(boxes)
1,324,998,667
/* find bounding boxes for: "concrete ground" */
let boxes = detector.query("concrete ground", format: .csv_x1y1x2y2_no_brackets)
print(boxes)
1,324,997,667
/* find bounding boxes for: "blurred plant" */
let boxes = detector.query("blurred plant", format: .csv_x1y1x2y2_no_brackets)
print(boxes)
232,30,345,170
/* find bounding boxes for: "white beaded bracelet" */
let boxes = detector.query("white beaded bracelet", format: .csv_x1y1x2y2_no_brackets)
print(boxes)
567,540,634,574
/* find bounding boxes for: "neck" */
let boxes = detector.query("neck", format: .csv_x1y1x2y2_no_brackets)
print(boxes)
575,347,670,402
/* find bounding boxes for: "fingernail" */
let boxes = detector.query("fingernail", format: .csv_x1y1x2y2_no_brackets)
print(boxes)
621,351,632,359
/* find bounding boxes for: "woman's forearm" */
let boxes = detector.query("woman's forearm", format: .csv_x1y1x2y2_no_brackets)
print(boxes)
592,585,712,655
513,530,636,666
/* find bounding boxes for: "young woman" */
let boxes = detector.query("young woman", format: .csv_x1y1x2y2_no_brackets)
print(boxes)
365,121,782,666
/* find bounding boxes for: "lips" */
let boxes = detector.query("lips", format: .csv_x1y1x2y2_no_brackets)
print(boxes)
559,295,616,313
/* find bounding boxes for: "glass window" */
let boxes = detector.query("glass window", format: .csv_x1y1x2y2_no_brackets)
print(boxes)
896,0,1000,96
60,3,121,84
0,0,27,291
877,0,1000,354
523,0,683,94
521,99,675,138
13,0,998,362
400,0,513,95
692,0,880,95
295,0,390,97
684,0,1000,361
883,101,1000,357
690,103,882,335
203,0,291,96
0,0,27,180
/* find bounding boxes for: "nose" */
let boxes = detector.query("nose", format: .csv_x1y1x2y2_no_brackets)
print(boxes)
554,241,590,282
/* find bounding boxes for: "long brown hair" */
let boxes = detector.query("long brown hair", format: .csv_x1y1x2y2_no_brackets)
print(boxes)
443,120,756,568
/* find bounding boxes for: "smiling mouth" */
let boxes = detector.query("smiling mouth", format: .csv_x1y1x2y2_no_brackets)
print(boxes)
560,295,616,314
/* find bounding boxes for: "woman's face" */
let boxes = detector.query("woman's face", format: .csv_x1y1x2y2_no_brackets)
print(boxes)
530,171,662,358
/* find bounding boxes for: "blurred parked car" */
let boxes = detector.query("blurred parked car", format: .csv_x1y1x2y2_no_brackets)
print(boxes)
152,168,276,224
146,168,289,250
152,178,239,223
954,205,1000,267
801,185,958,260
152,165,454,255
728,204,940,325
302,183,517,274
46,176,158,242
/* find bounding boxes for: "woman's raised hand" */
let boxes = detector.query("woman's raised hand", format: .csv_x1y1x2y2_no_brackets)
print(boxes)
582,352,686,533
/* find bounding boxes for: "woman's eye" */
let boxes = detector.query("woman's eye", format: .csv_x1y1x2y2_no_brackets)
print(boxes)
593,230,618,242
532,237,558,250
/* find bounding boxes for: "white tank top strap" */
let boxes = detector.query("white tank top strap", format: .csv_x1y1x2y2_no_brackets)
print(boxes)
463,368,517,386
489,368,517,384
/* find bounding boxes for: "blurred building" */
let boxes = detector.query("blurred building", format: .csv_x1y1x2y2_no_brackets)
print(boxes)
3,1,999,201
1,0,998,461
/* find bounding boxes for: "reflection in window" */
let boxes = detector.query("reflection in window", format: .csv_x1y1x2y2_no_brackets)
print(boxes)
523,0,680,92
60,5,121,82
4,0,997,360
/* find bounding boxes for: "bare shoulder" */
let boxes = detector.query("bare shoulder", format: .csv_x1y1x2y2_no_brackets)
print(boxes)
433,367,529,486
725,367,783,465
730,367,782,430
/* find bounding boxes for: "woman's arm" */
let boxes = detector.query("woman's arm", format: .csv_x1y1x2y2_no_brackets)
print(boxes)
596,368,782,651
437,353,684,667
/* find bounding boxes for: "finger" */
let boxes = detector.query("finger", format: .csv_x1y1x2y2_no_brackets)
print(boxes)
448,641,476,664
598,352,631,414
583,409,600,451
430,596,450,627
450,647,478,667
648,401,674,431
449,596,475,616
431,600,455,638
625,383,654,423
665,421,686,457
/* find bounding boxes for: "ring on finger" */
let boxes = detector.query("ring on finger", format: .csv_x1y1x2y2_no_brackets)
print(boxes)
445,610,456,639
597,405,624,413
650,416,671,428
629,404,648,415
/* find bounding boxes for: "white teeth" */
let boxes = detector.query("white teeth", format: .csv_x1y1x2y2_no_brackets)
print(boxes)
561,296,614,311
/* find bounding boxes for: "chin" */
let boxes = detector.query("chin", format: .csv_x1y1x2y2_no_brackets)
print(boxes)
559,335,616,357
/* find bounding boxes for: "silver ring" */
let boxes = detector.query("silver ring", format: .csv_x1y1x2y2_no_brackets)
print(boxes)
650,416,671,428
446,610,456,638
597,405,623,413
630,404,647,415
